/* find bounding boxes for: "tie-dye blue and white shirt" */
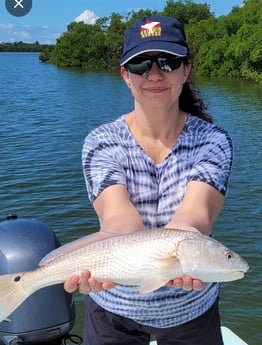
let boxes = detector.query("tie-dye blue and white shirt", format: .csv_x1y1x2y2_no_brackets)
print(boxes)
82,114,233,328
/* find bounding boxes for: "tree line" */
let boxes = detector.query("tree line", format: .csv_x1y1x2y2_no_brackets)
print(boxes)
0,41,51,52
3,0,261,83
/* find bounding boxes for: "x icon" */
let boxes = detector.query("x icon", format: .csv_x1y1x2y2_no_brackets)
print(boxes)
6,0,32,17
14,0,24,8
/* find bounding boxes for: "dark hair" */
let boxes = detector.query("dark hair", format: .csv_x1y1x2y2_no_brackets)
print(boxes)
179,58,213,123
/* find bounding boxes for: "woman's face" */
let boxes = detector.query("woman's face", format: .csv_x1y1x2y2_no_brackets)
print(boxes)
121,52,191,111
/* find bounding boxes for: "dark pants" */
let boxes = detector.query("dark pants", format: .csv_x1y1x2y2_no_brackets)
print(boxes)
84,296,224,345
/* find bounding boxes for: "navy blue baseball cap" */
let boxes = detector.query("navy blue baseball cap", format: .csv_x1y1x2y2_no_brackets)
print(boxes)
120,15,189,66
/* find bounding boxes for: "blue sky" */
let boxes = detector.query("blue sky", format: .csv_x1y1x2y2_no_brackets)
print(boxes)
0,0,244,44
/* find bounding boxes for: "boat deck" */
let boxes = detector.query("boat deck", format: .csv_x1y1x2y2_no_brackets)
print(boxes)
149,326,248,345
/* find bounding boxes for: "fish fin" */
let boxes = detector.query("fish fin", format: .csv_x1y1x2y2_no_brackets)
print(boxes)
152,257,180,268
39,231,120,266
139,275,170,294
138,256,183,294
0,272,31,323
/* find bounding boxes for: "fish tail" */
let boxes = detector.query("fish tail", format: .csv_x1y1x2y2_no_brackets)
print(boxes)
0,272,32,323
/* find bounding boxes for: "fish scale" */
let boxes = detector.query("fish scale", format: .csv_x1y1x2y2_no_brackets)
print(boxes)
35,230,179,285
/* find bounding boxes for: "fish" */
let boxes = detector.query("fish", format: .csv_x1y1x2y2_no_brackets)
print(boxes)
0,228,249,323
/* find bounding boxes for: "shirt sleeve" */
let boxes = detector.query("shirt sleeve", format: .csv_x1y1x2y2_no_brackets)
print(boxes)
188,127,233,196
82,129,127,203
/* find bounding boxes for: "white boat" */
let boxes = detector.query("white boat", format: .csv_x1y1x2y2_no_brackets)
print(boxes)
150,326,248,345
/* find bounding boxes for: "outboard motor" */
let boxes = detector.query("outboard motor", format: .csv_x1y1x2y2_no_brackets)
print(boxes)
0,215,76,345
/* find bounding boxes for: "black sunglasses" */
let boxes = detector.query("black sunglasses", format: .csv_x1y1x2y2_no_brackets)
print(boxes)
125,54,185,76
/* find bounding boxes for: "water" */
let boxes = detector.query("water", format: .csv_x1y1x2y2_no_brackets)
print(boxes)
0,53,261,344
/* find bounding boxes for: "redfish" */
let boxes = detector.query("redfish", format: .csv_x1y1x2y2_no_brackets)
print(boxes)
0,228,249,323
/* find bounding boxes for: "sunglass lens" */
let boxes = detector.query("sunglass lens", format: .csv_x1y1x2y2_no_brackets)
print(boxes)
158,56,183,72
126,57,151,75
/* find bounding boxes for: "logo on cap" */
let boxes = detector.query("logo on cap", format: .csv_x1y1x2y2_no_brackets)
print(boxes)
140,20,161,38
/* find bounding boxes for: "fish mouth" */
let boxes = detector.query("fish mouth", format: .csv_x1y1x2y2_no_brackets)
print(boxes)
223,264,249,274
223,269,247,274
221,267,248,280
205,268,247,283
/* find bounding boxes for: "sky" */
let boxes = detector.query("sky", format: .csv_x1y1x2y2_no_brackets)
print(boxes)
0,0,244,44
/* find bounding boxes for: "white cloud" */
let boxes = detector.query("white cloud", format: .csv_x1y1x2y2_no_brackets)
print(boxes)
0,23,60,44
0,23,14,30
0,9,99,44
74,10,98,24
13,30,31,39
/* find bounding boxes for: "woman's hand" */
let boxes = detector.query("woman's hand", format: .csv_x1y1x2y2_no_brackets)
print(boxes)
167,276,206,291
64,270,116,294
64,271,205,294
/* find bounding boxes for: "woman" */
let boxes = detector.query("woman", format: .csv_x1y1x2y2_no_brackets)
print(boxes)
65,15,232,345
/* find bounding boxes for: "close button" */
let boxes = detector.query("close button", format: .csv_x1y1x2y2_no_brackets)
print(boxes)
5,0,32,17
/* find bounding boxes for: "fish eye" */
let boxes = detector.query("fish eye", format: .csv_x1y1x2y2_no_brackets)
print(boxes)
225,251,233,259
